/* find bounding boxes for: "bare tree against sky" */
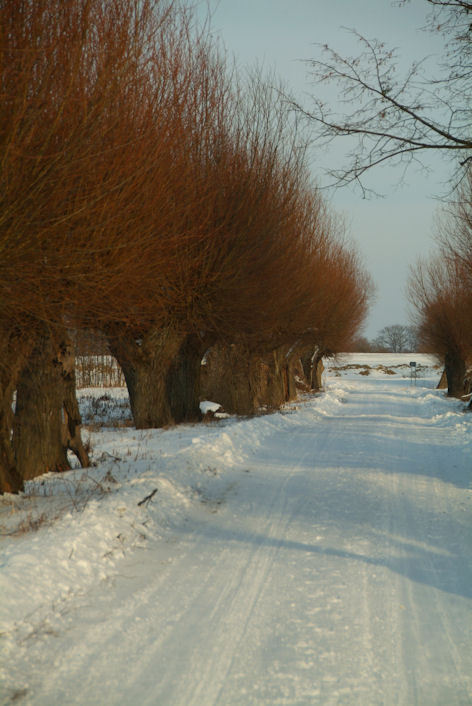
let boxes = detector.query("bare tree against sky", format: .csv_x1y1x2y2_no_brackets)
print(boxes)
292,0,472,196
373,325,417,352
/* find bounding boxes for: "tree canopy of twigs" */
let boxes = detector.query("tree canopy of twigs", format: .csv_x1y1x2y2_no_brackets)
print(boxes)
0,0,188,332
409,254,472,393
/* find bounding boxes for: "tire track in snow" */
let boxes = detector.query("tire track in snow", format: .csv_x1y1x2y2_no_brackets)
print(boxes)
156,436,318,706
335,377,472,704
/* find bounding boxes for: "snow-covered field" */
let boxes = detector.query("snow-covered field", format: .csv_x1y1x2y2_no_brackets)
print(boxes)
1,353,471,705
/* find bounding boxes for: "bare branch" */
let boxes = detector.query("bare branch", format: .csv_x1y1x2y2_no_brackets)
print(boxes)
293,4,472,194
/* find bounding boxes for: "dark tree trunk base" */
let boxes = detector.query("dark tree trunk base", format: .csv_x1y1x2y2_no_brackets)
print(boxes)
108,327,210,429
13,332,90,482
437,368,448,390
0,378,23,494
300,350,324,392
0,332,34,493
167,334,211,423
444,351,467,398
201,342,303,416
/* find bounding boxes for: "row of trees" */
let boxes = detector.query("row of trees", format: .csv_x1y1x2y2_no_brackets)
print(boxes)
350,325,419,353
409,171,472,398
0,0,372,493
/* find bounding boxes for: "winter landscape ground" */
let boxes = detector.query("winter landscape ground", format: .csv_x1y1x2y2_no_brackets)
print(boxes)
1,353,471,705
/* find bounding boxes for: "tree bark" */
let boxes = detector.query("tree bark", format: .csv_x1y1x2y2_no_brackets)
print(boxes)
312,356,324,392
167,334,211,423
263,345,298,409
108,327,209,429
201,342,302,416
0,331,33,493
108,328,177,428
0,372,23,494
301,348,324,391
201,343,256,415
444,350,467,398
13,332,90,482
61,339,90,468
437,368,448,390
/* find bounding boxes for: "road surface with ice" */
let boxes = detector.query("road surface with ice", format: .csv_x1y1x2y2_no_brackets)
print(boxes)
1,354,471,705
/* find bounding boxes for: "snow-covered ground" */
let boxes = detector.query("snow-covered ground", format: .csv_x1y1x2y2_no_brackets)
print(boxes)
1,353,471,705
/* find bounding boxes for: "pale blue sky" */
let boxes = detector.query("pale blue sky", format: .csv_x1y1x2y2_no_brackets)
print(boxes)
206,0,448,339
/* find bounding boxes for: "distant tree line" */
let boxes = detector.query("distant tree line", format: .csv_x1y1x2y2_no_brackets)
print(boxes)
0,1,373,493
348,325,419,353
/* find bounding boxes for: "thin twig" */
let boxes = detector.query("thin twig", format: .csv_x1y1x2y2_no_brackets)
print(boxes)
137,488,158,506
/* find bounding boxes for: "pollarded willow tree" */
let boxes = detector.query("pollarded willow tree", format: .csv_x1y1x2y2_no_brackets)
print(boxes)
102,22,248,429
409,169,472,397
298,237,374,392
103,62,356,427
409,255,472,397
0,0,191,492
202,186,373,414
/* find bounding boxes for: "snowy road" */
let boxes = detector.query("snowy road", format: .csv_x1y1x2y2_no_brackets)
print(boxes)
1,356,471,705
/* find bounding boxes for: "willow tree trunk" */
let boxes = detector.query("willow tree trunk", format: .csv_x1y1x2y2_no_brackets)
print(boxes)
108,328,208,429
201,343,265,415
313,357,324,391
444,350,467,398
201,342,301,416
437,369,448,390
13,333,90,482
167,334,211,423
263,346,297,409
0,332,33,493
61,340,90,468
301,348,324,391
0,371,22,494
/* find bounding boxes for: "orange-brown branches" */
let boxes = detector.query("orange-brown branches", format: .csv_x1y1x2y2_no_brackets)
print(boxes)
409,256,472,359
409,169,472,391
0,0,188,330
1,0,371,352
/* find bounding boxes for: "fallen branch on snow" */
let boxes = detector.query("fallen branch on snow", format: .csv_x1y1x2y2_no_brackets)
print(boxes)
137,488,158,507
